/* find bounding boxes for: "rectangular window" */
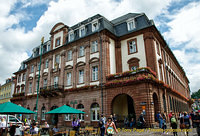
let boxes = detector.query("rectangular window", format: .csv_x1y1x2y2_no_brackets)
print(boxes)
55,37,61,47
54,76,59,87
67,50,72,61
47,43,50,51
18,74,21,83
35,81,38,93
92,21,99,32
43,79,47,87
91,41,98,53
31,65,34,73
65,114,71,121
55,55,60,68
45,59,49,69
127,20,135,31
79,27,85,37
92,66,98,81
79,70,84,84
28,82,32,94
22,73,26,81
68,32,74,42
128,39,137,54
79,46,85,57
37,62,40,71
67,72,72,86
156,42,160,55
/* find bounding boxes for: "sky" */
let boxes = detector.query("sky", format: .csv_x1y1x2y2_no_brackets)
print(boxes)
0,0,199,93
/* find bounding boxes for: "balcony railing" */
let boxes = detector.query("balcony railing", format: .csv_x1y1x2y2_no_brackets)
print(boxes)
39,84,64,98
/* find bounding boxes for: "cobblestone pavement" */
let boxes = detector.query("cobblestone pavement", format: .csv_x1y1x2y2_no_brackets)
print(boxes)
115,128,199,136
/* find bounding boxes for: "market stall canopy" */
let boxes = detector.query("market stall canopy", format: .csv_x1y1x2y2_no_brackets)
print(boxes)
46,105,85,114
0,102,35,114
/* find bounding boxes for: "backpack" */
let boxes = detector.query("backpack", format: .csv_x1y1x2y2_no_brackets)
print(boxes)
171,117,176,123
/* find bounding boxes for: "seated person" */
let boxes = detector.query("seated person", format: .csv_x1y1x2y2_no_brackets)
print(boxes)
52,125,62,136
43,122,49,134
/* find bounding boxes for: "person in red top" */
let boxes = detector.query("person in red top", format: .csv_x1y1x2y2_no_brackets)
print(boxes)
105,117,118,136
168,111,172,120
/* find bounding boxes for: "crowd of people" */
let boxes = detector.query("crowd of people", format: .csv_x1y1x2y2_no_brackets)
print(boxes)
0,117,50,136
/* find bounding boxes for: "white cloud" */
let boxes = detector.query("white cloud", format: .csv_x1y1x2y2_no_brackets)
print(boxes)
2,0,199,95
164,1,200,92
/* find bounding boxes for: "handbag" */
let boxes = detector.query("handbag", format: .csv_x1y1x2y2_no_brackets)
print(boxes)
180,124,185,129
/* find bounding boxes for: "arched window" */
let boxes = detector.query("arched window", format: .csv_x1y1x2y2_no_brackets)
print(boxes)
65,105,71,121
90,103,100,121
41,106,46,120
169,96,172,111
163,94,166,112
77,104,84,121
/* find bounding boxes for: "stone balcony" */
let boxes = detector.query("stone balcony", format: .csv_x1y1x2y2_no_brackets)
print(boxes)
39,84,64,98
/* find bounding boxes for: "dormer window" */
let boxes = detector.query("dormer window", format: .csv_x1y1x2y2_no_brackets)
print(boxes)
92,21,99,32
55,37,61,47
79,26,85,37
68,31,74,42
127,19,135,31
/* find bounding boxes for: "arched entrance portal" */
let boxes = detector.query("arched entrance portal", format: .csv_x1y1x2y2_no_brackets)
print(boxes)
112,94,135,125
153,93,159,121
50,105,58,125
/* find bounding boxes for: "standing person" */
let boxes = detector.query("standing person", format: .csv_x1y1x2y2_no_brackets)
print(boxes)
180,112,185,129
19,123,26,136
72,118,78,132
162,113,167,133
0,118,6,135
183,112,190,136
137,112,146,129
112,114,117,127
168,111,173,120
9,122,16,136
170,113,178,136
129,118,136,128
157,111,163,129
105,117,118,136
193,110,200,136
15,124,21,136
190,111,195,127
99,114,105,136
27,118,31,126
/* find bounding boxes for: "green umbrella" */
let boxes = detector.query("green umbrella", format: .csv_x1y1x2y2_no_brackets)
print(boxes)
46,105,85,114
0,102,35,129
0,102,35,114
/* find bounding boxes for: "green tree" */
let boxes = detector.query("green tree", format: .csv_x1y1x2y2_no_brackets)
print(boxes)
191,89,200,99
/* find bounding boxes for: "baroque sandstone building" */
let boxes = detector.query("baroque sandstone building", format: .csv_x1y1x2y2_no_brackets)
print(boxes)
12,13,190,127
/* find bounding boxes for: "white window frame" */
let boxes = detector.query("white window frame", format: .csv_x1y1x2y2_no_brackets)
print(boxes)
90,104,100,121
54,76,59,87
79,46,85,57
79,70,84,84
41,107,46,120
129,40,137,54
91,40,98,53
35,81,38,93
92,66,98,81
67,50,72,61
68,31,74,42
127,18,135,31
66,72,72,86
28,82,32,94
45,59,49,69
31,65,34,73
43,79,47,87
79,26,85,37
92,20,99,32
65,114,71,121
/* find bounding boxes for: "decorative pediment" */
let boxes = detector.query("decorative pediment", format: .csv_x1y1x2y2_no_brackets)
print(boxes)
28,77,33,80
20,84,25,87
127,57,140,64
65,65,73,70
89,57,99,64
43,72,48,76
76,61,86,67
158,58,163,64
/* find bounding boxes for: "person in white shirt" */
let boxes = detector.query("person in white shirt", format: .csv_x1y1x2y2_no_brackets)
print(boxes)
0,118,6,134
